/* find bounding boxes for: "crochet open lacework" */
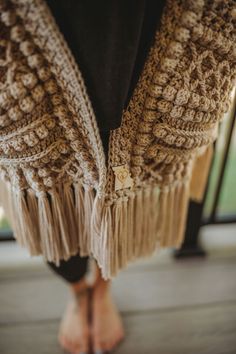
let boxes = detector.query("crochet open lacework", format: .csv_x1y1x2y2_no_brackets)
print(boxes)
0,0,235,278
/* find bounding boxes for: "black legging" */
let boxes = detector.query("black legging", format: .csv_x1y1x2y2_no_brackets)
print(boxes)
47,253,89,283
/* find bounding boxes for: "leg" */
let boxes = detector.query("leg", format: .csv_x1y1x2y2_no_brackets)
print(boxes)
46,254,125,353
91,267,125,353
47,253,91,353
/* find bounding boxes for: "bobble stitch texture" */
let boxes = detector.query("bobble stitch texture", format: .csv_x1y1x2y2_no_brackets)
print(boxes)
181,11,198,28
44,79,58,94
166,41,184,58
160,58,178,72
21,73,38,89
0,92,13,110
175,89,190,106
31,85,45,103
19,40,35,56
162,85,177,101
0,114,10,127
35,124,48,139
44,117,56,130
23,132,39,147
10,25,25,42
37,67,51,81
1,10,16,26
8,105,23,121
27,54,44,69
10,82,27,100
19,96,35,113
174,27,190,42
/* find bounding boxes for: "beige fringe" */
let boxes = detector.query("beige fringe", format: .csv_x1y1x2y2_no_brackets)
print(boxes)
83,186,95,253
91,180,191,279
175,180,190,247
73,182,85,253
25,188,41,254
190,144,214,202
37,191,58,262
61,183,77,252
12,189,40,255
0,178,191,279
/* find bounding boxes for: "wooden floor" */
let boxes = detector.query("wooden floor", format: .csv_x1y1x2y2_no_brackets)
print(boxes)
0,225,236,354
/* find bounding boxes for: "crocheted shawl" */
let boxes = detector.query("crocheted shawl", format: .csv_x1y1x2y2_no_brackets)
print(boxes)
0,0,235,279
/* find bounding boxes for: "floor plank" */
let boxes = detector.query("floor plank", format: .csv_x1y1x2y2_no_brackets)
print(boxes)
1,227,236,353
115,303,236,354
1,257,236,323
1,303,235,354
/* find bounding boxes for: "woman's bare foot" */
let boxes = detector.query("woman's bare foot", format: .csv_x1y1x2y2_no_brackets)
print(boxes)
91,270,125,353
57,260,125,354
58,282,91,354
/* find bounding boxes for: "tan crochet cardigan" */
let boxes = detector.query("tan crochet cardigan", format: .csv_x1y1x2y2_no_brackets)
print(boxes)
0,0,235,278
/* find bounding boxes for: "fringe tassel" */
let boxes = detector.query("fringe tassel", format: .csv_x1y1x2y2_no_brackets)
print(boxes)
175,180,190,247
0,177,191,279
83,186,95,254
100,204,113,274
73,182,85,252
141,186,152,253
37,191,60,263
154,181,190,251
90,191,105,239
95,181,191,279
61,183,78,253
111,198,123,276
96,185,162,279
12,189,40,255
190,144,213,202
126,190,135,260
150,186,161,249
121,195,129,269
26,188,41,254
156,187,168,246
161,185,175,247
49,189,71,258
133,188,144,258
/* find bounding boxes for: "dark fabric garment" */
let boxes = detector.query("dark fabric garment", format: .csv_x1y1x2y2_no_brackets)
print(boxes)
45,0,166,282
47,253,89,283
46,0,166,159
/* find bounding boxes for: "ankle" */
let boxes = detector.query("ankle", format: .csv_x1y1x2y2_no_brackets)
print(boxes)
69,258,99,294
69,259,111,300
93,277,111,299
70,277,88,294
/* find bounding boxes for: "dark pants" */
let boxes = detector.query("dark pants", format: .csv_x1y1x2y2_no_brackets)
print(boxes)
47,253,89,284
